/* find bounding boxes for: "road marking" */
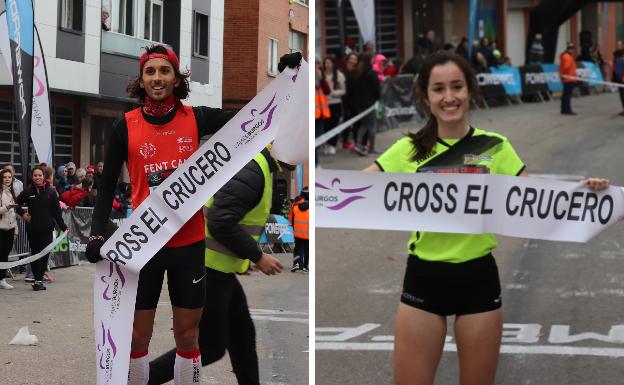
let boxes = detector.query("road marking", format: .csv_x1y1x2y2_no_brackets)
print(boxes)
316,342,624,357
252,315,308,324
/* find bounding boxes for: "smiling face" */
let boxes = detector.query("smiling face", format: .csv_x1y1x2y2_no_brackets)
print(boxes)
139,58,180,101
345,54,358,71
32,169,44,186
425,62,470,126
323,58,333,72
2,171,12,187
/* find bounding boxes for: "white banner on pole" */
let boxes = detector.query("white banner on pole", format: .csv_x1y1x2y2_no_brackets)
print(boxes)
316,170,624,243
94,61,308,385
0,13,53,165
350,0,376,47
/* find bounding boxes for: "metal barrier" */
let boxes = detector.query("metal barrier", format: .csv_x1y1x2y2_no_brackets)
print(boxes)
8,215,30,262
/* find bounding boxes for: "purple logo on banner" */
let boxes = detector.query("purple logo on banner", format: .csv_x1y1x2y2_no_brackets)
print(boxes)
241,94,277,133
316,178,372,210
97,321,117,377
101,262,126,300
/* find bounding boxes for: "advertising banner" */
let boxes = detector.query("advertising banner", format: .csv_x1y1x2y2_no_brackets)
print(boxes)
488,66,522,96
539,63,563,93
518,64,549,97
380,74,420,131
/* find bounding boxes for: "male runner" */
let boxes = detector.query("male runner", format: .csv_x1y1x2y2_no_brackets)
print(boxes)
86,45,301,385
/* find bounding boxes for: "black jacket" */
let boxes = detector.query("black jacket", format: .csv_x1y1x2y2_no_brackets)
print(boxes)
16,185,67,232
346,70,381,112
205,149,277,263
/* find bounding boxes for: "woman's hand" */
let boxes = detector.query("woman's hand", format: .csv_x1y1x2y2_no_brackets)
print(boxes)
363,163,381,172
582,178,610,191
22,213,31,223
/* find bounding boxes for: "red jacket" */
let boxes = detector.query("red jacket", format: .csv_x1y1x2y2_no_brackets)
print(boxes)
60,186,88,207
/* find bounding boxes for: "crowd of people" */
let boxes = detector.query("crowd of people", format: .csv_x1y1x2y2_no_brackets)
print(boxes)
315,30,516,162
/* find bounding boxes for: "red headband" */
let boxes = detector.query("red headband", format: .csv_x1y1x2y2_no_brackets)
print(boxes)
139,49,180,73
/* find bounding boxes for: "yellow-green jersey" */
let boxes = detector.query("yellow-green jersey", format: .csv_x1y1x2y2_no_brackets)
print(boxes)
375,127,525,263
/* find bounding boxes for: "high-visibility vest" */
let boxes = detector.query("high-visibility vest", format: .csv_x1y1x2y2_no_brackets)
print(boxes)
315,87,330,119
292,204,309,240
204,153,272,273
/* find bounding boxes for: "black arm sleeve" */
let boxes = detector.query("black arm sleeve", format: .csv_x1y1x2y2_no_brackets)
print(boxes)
15,191,25,216
50,191,67,231
370,71,381,100
90,118,128,237
193,106,239,138
206,161,265,263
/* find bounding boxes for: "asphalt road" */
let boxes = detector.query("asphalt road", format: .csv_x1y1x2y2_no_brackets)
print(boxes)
316,92,624,385
0,252,308,385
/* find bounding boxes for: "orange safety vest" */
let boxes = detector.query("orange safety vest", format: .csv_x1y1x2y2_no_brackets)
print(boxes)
315,87,330,119
292,205,309,240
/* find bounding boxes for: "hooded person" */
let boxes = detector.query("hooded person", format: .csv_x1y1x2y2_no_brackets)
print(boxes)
372,53,388,83
85,44,302,385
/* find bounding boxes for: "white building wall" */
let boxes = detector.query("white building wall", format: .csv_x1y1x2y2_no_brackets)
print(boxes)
186,0,224,108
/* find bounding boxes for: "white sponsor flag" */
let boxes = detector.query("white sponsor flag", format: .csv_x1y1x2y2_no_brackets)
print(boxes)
0,13,53,165
316,170,624,243
94,61,308,385
350,0,376,46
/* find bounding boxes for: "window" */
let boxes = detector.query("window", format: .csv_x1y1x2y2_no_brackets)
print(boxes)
143,0,163,42
60,0,83,32
268,38,279,76
289,30,305,54
104,0,134,36
193,12,209,57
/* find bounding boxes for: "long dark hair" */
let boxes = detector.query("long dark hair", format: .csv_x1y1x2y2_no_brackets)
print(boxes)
408,51,479,161
0,168,16,201
127,45,191,102
323,56,339,88
354,53,373,79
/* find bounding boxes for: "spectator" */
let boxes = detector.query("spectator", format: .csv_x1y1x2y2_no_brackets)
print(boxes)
65,162,79,185
347,53,381,155
455,37,469,61
55,164,70,195
419,30,438,56
75,167,87,184
559,42,578,115
529,34,545,64
289,187,309,272
93,161,104,190
323,56,347,156
402,47,424,75
60,177,94,207
4,165,23,195
384,58,402,77
491,41,502,66
478,37,496,68
372,54,388,83
0,168,18,290
590,44,606,79
43,166,56,191
315,59,331,167
344,37,356,56
86,164,95,177
443,43,455,52
340,52,360,150
471,40,488,72
613,41,624,115
101,8,110,31
16,166,68,291
78,182,97,208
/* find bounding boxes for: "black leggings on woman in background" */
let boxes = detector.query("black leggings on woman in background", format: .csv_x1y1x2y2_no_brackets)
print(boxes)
26,230,52,282
326,103,343,147
0,229,14,279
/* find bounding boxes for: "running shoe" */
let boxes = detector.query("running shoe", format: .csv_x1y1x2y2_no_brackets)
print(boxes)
0,279,14,290
290,263,300,272
32,281,46,291
327,145,337,155
43,272,55,282
342,141,354,150
301,268,309,274
24,272,34,282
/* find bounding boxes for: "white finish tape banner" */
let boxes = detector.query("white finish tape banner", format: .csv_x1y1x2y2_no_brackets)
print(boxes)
316,170,624,242
94,61,308,385
0,230,67,269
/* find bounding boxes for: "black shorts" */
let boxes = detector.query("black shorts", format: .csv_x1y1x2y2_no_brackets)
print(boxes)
400,253,501,316
135,241,206,310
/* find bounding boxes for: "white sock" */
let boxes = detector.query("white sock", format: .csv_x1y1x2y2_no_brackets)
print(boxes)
174,349,201,385
128,351,149,385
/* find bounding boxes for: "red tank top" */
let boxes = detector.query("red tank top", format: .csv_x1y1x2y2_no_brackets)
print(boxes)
126,106,204,247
